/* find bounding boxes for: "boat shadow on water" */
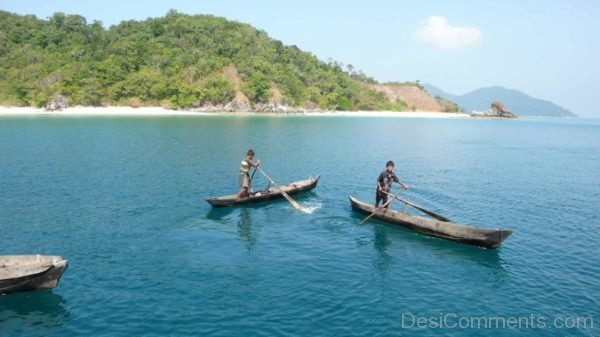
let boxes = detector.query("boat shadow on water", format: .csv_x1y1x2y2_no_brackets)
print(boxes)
236,208,256,251
0,290,70,331
205,206,238,222
205,207,259,251
205,191,320,251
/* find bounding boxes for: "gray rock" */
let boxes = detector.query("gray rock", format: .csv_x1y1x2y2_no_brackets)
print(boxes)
224,98,251,112
45,94,68,111
471,100,517,118
189,99,332,114
253,103,298,113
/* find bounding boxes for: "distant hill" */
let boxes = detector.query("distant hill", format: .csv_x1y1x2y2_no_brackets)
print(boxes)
0,10,450,112
423,84,576,117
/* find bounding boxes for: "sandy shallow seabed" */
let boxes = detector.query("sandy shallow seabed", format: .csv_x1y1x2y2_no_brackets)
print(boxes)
0,106,471,118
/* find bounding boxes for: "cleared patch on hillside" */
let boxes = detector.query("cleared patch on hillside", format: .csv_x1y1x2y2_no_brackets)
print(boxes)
368,83,443,111
222,65,250,104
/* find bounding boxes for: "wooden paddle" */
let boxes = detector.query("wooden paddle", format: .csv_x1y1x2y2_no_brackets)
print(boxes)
257,167,307,213
248,166,258,193
358,187,406,225
249,166,258,183
381,190,451,222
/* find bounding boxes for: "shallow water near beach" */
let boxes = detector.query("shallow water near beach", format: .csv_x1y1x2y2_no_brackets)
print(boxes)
1,115,599,336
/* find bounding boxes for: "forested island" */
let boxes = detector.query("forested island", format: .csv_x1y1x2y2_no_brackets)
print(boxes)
0,10,460,112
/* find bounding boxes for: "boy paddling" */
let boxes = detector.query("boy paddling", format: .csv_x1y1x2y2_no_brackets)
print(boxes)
376,160,408,208
236,149,260,199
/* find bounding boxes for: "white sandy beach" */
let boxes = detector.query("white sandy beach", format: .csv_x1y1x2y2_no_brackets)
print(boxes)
0,106,471,118
0,106,211,116
310,110,470,118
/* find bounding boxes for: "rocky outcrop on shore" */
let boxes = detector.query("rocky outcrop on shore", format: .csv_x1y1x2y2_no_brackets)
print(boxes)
212,65,329,113
471,100,517,118
190,101,330,113
45,94,68,111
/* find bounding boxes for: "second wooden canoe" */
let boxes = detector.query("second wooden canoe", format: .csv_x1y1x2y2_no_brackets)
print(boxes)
350,196,512,249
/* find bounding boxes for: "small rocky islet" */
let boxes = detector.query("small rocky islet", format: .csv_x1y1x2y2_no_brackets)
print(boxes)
471,100,518,118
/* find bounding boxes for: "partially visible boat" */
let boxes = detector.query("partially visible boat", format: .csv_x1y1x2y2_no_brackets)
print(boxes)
0,255,68,294
207,176,319,207
350,196,512,249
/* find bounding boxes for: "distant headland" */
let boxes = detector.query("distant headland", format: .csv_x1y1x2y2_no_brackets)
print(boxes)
424,84,576,117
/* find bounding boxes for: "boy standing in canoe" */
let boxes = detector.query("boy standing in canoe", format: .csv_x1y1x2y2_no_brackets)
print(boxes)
236,149,260,199
376,160,408,208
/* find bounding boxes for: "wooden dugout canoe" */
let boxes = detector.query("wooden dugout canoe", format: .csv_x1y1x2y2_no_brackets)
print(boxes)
350,196,512,249
207,176,319,207
0,255,69,294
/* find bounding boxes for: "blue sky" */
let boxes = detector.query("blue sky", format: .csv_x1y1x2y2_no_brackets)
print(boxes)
1,0,599,117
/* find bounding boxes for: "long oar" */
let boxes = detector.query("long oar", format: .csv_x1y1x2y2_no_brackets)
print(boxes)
249,166,258,184
381,190,451,222
358,188,406,225
257,167,307,213
248,167,258,193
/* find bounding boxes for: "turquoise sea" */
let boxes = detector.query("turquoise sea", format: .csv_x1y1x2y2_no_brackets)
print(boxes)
1,115,599,336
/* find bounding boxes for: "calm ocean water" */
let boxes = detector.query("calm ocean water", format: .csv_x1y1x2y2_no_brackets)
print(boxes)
1,115,599,336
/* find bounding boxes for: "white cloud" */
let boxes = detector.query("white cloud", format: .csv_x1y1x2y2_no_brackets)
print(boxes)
414,16,482,50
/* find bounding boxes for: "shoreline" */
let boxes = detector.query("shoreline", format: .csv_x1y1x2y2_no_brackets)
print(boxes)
0,106,471,118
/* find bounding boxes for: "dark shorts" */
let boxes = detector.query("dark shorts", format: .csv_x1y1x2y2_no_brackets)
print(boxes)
376,189,389,205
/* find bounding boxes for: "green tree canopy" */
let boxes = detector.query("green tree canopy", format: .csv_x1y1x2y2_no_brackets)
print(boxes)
0,10,430,111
